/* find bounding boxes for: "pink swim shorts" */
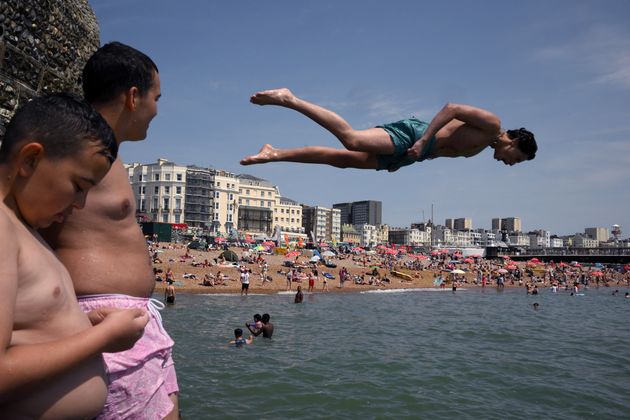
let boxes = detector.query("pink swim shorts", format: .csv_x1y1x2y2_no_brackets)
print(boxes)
79,294,179,420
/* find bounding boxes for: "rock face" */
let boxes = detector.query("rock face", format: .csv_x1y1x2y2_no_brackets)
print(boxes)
0,0,100,138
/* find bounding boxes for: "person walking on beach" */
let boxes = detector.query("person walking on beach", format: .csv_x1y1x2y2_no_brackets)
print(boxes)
241,267,250,296
40,42,180,419
286,269,293,291
241,88,537,172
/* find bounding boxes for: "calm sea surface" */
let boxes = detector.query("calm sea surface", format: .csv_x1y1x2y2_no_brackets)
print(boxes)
158,288,630,419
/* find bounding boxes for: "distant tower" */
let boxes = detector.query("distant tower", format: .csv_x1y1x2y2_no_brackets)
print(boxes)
611,224,621,241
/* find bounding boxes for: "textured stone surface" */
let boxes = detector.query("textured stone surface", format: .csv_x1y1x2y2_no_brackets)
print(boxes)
0,0,100,138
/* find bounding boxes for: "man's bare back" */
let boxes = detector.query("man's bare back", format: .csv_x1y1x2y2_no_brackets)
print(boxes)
2,206,108,418
42,159,155,297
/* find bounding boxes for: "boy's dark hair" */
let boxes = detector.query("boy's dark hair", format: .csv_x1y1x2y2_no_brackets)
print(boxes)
234,328,243,338
83,41,158,105
262,314,270,323
507,128,537,160
0,93,117,164
254,314,262,321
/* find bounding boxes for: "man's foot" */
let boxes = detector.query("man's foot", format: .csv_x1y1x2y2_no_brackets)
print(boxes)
250,88,295,106
240,144,277,165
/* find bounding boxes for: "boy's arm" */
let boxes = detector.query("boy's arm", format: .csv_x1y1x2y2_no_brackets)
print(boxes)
0,218,148,402
0,307,148,402
246,324,262,336
407,103,501,159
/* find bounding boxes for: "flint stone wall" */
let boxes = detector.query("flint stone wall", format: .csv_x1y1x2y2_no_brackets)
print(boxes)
0,0,100,138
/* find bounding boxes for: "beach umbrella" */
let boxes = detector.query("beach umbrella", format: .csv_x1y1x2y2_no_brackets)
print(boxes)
506,265,518,270
497,268,509,274
412,254,428,259
310,255,321,262
214,237,226,243
322,250,335,257
624,264,630,270
464,258,474,263
590,271,603,276
262,241,275,246
451,269,466,274
430,250,440,255
285,251,301,258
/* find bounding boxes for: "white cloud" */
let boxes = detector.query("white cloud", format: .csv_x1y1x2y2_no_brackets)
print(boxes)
534,23,630,89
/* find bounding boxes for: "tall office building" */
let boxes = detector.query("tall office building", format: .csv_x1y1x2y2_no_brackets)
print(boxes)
492,217,522,233
333,202,353,225
454,218,473,230
333,200,382,226
585,227,609,242
445,218,455,229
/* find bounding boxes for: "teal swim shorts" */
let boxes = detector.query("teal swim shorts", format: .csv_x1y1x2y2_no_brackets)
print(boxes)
375,118,436,171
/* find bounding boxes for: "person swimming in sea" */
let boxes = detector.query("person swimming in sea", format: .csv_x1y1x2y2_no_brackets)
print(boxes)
241,88,537,172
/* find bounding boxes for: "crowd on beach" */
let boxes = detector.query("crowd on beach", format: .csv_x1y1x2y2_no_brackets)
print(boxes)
150,238,630,297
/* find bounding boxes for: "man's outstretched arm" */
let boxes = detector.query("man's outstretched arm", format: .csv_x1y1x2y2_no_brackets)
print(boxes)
407,103,501,159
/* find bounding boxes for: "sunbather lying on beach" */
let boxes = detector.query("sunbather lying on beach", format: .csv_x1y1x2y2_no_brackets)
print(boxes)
241,88,537,172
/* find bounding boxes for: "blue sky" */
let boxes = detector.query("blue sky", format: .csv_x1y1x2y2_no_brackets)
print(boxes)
91,0,630,237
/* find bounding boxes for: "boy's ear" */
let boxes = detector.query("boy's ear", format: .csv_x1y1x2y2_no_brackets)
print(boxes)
124,86,140,111
16,142,45,177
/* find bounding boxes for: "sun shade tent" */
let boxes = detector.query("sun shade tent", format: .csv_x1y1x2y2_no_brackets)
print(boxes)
219,250,239,262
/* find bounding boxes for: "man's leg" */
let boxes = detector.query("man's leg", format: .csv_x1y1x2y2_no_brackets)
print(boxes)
251,88,394,154
164,393,179,420
241,144,379,169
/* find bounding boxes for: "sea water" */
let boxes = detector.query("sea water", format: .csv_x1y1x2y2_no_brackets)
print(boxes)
160,288,630,419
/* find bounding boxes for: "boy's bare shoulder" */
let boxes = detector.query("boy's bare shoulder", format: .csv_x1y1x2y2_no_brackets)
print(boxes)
0,204,18,239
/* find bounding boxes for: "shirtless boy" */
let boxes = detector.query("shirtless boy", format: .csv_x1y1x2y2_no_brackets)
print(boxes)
40,42,179,419
0,93,149,419
241,88,537,171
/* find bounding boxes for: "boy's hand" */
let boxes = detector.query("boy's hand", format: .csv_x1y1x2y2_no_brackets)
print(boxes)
99,308,150,353
86,307,119,326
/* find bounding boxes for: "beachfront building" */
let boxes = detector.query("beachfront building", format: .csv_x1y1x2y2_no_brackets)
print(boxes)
211,169,239,234
528,230,551,248
126,159,187,224
184,166,212,230
274,196,307,242
572,234,599,248
376,224,390,246
354,224,379,248
333,200,382,226
182,166,238,234
508,232,531,247
550,237,564,248
388,228,427,246
341,224,361,245
585,227,609,242
237,174,277,236
302,205,341,244
478,230,497,247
